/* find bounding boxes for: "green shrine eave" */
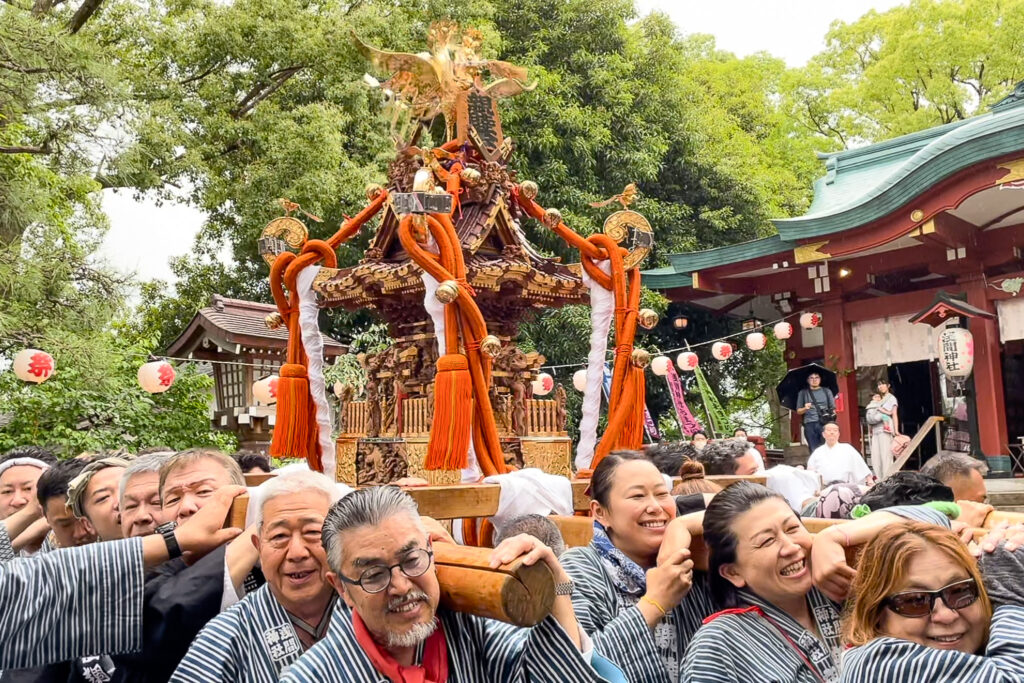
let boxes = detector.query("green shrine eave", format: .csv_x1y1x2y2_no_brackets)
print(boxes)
641,265,691,290
641,235,791,289
772,89,1024,240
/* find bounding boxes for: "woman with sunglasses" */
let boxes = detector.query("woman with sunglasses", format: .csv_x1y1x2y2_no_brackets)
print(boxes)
679,482,948,683
561,451,716,683
841,521,1024,682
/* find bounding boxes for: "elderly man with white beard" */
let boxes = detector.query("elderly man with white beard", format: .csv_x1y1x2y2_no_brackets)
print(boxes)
171,470,345,682
280,486,615,683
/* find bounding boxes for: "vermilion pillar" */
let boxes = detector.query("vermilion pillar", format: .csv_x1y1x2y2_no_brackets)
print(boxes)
963,277,1009,455
822,300,861,452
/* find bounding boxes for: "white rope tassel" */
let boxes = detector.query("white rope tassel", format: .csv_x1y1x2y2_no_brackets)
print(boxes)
421,271,482,482
575,261,613,470
296,265,336,477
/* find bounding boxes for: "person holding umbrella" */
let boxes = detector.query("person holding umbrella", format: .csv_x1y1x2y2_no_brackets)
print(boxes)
795,372,835,452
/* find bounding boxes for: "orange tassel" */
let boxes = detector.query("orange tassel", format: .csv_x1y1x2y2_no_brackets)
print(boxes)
425,354,473,470
270,363,318,465
619,367,645,450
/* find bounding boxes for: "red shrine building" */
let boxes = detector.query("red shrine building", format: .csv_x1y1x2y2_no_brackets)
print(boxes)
647,83,1024,468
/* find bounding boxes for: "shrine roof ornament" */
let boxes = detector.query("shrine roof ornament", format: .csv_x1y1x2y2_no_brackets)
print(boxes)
908,290,997,328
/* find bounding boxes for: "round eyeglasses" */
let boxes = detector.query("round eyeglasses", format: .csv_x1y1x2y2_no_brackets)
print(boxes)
339,548,434,594
884,578,980,618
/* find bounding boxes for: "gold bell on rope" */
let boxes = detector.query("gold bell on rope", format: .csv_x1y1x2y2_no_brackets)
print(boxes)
637,309,659,330
542,208,563,229
519,180,539,200
460,168,482,185
365,183,385,201
265,312,284,330
631,348,651,368
435,280,460,304
480,335,502,357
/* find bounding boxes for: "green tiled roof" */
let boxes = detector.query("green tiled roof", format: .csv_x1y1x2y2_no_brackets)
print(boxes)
641,265,692,290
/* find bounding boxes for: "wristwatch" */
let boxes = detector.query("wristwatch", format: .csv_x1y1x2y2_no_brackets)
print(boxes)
161,526,182,559
554,579,574,597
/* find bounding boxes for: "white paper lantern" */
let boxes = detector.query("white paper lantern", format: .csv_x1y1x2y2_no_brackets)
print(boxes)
712,342,733,361
572,369,588,391
650,356,671,377
253,375,280,404
137,361,176,393
774,322,793,340
677,351,699,371
745,332,767,351
12,348,55,383
532,372,554,396
937,327,975,380
799,311,822,329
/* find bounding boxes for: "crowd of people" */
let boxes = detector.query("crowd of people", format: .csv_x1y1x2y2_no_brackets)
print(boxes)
1,439,1023,682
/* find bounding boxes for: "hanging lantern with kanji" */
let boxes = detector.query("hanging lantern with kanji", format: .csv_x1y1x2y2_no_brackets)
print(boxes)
138,360,176,393
572,369,588,391
253,375,280,404
774,322,793,340
677,351,699,371
799,312,822,329
651,356,671,377
937,326,975,381
532,372,554,396
745,332,767,351
711,342,733,361
12,349,55,384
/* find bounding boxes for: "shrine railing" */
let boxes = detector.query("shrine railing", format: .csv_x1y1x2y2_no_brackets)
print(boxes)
526,399,563,436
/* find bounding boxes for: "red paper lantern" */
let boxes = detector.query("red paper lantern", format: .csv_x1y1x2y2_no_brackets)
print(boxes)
138,361,176,393
676,351,699,371
13,349,55,383
746,332,767,351
253,375,280,404
712,342,733,361
774,322,793,340
799,312,822,329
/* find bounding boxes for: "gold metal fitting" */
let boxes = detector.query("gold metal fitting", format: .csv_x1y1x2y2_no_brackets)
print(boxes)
460,168,482,185
264,312,284,330
435,280,460,304
480,335,502,357
543,208,563,229
631,348,651,368
637,308,659,330
519,180,539,200
365,183,384,201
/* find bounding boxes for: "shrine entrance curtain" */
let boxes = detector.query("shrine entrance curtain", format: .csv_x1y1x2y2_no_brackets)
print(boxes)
997,298,1024,342
852,315,937,367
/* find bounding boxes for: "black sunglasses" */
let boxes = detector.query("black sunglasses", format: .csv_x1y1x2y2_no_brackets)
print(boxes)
884,578,979,618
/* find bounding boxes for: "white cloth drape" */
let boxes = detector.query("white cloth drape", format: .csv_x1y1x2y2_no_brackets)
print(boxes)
575,262,613,471
481,469,573,530
296,266,336,477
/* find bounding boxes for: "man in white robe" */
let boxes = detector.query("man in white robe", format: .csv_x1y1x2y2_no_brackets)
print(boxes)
806,422,873,486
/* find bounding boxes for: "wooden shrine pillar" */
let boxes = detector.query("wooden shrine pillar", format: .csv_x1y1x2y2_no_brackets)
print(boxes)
822,300,861,452
963,278,1009,455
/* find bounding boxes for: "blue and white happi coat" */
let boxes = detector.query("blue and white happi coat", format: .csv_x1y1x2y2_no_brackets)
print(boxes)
171,583,343,682
0,537,143,671
280,607,613,683
841,605,1024,683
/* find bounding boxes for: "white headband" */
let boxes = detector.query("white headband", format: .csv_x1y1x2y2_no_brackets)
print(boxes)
0,457,50,479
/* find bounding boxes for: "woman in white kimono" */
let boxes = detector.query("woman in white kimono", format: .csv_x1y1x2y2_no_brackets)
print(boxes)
680,482,948,683
561,451,716,683
841,522,1024,682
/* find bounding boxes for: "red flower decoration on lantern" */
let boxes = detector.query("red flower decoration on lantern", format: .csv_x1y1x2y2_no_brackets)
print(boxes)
774,322,793,340
712,342,732,361
676,351,699,371
138,361,176,393
799,312,822,329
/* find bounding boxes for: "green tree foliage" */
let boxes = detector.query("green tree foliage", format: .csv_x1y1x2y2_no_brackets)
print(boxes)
787,0,1024,146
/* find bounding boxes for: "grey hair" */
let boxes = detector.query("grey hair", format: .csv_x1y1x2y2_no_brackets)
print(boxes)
921,451,989,484
493,514,566,558
119,451,174,503
158,448,245,501
254,470,342,527
322,486,422,574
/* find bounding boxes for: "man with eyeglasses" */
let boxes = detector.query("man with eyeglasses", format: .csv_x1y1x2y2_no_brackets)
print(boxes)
281,486,614,683
172,470,345,682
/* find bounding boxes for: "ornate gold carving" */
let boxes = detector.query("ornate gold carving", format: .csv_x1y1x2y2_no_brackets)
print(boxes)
996,158,1024,185
793,241,831,264
519,180,539,199
334,437,359,484
637,308,658,329
405,439,461,485
460,167,481,185
260,216,308,266
590,183,638,209
520,437,572,478
435,280,460,303
603,210,653,270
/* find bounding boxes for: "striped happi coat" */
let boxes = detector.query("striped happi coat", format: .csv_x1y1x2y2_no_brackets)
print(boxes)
0,522,14,564
841,605,1024,682
561,544,717,683
171,583,344,682
280,607,612,683
681,587,842,683
0,537,143,670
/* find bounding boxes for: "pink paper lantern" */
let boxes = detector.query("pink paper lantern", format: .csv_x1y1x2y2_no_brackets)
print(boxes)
532,372,554,396
774,322,793,340
138,361,176,393
799,311,822,329
12,349,55,383
676,351,699,371
253,375,280,404
712,342,733,361
745,332,767,351
937,327,974,380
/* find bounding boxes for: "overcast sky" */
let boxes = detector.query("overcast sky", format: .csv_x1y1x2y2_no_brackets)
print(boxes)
99,0,908,286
